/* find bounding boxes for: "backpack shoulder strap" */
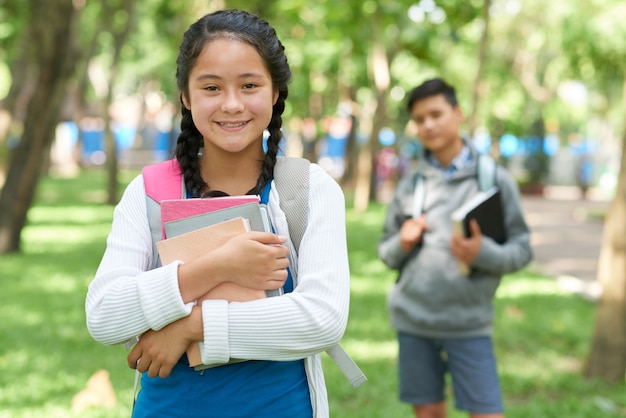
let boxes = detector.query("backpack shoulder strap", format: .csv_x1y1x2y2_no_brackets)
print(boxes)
477,154,497,192
143,159,185,201
412,173,426,218
142,159,184,268
274,156,367,387
273,156,310,255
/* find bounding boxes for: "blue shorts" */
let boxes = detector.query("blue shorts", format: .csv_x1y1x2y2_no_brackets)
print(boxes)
397,332,503,414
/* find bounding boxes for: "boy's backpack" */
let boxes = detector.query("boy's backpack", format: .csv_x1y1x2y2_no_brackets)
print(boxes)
142,156,366,388
412,153,497,218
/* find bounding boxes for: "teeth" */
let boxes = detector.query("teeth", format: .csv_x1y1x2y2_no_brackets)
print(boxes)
220,121,246,127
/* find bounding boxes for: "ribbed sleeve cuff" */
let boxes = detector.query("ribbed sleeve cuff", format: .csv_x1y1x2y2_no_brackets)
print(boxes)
200,299,230,364
136,260,191,330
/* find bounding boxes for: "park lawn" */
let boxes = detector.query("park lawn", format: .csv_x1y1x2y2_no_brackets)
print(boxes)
0,169,625,417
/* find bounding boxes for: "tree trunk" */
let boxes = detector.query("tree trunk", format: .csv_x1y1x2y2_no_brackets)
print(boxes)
584,77,626,382
367,86,388,203
0,20,37,181
468,0,491,139
340,111,358,189
102,0,136,204
0,24,36,141
354,23,390,212
337,45,358,189
0,0,79,254
69,23,102,169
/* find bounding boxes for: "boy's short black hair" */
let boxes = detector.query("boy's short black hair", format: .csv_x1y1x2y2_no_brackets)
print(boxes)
407,78,458,112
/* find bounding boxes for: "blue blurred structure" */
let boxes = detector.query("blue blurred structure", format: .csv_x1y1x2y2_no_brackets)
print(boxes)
60,120,173,166
499,133,519,158
472,129,491,154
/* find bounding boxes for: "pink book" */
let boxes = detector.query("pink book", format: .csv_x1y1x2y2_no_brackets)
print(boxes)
160,195,260,237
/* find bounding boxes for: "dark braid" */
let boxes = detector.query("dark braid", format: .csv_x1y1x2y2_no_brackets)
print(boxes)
248,95,286,195
174,10,292,197
175,104,205,197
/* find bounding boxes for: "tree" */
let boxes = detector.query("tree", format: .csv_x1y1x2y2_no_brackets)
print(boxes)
585,96,626,381
467,0,492,139
0,0,81,254
561,0,626,382
0,2,35,172
100,0,136,204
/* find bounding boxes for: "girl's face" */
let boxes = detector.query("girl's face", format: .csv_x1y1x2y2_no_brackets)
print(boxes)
183,38,278,158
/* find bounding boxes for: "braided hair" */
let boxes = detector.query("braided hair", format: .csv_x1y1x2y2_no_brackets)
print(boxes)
174,9,292,197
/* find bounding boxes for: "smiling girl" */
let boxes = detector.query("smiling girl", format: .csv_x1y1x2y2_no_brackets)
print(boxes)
86,10,350,418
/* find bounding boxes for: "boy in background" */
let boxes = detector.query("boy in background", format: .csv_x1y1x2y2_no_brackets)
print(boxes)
378,78,532,418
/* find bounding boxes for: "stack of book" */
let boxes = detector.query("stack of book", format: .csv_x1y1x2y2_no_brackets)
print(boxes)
155,196,281,369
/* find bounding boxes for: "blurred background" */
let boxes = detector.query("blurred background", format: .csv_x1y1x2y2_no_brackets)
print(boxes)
2,1,626,416
1,0,623,224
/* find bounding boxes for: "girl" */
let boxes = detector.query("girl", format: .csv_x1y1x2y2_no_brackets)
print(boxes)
86,9,350,418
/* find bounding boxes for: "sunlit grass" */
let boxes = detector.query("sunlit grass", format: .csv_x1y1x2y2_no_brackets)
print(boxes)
497,273,568,298
27,205,114,225
0,169,138,418
0,171,625,417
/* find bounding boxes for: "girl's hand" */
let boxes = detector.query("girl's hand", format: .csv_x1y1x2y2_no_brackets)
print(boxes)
127,307,202,378
178,232,289,302
212,231,289,289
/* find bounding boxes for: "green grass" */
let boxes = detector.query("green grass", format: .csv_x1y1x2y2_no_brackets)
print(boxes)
0,169,625,417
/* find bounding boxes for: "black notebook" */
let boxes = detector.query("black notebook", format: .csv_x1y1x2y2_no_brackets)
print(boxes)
451,187,506,244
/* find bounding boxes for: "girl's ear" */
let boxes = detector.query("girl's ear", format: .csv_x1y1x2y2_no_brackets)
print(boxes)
182,92,191,110
273,89,279,106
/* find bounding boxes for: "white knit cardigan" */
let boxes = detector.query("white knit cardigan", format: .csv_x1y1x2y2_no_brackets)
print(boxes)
85,163,350,418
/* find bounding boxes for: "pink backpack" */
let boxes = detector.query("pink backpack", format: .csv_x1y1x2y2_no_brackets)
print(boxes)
140,157,366,388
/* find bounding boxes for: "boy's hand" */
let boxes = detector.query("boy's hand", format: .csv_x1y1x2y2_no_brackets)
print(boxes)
400,214,429,253
450,219,482,264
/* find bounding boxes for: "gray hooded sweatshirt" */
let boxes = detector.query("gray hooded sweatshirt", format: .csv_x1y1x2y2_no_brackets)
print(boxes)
378,144,532,338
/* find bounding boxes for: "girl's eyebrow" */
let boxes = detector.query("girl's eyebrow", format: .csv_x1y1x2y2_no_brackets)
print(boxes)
194,74,220,82
194,72,267,82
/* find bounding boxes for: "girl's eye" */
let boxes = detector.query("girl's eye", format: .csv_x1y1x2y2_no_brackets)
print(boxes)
204,85,219,91
243,83,257,89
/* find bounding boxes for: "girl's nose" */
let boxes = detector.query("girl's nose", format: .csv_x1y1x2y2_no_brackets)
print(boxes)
221,90,245,113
